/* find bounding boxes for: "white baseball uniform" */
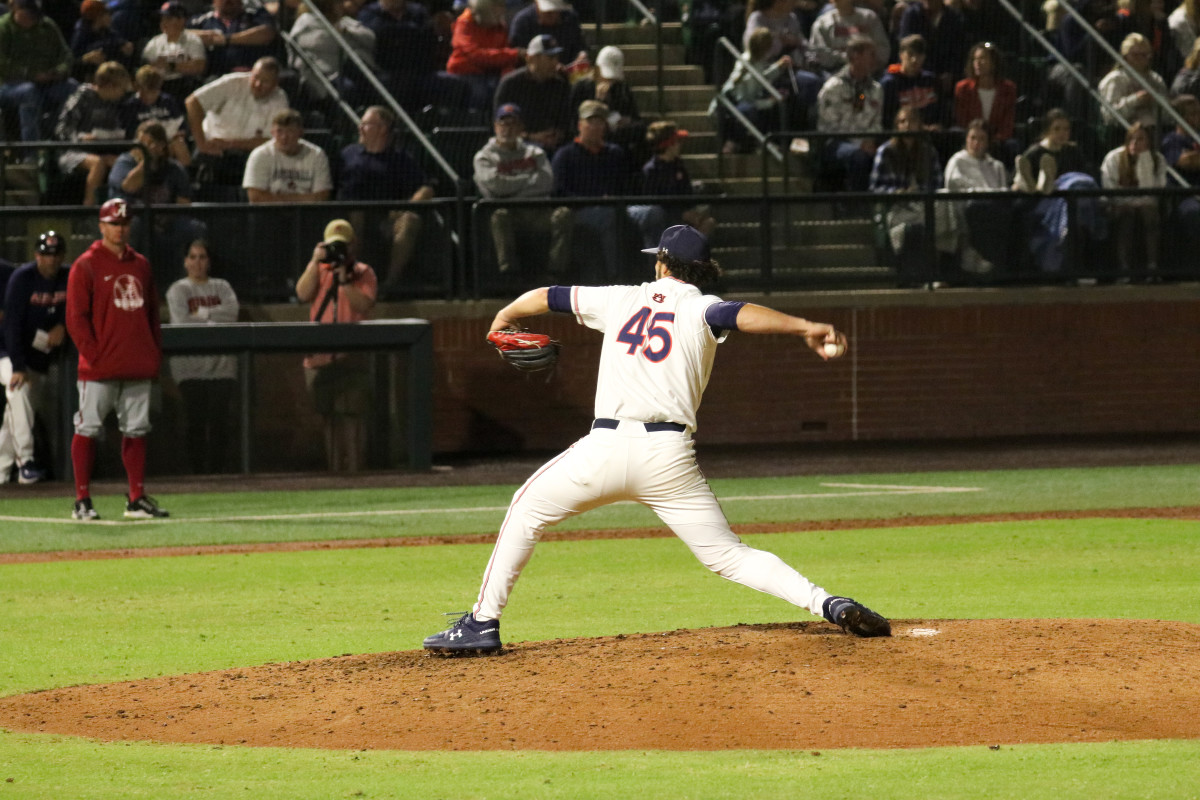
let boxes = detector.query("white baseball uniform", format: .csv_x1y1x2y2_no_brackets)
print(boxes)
472,277,832,622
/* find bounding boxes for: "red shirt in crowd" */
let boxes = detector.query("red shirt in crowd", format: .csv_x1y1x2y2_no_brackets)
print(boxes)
446,8,521,76
954,78,1018,142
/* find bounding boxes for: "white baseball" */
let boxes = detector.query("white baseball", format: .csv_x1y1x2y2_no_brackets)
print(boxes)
823,341,845,358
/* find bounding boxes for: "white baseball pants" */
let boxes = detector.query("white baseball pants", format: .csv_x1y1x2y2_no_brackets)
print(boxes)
0,357,46,472
473,420,831,621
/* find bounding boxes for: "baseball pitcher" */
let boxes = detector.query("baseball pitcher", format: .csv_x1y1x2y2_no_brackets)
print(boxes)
424,225,890,655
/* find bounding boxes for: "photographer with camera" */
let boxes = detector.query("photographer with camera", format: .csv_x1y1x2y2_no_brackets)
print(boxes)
294,219,377,472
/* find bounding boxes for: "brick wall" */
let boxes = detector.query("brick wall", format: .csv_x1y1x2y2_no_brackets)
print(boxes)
411,291,1200,455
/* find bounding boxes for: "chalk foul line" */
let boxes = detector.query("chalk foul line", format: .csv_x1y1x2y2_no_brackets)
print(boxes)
0,482,983,526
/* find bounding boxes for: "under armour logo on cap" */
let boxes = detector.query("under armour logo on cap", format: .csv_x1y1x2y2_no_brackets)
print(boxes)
641,225,711,264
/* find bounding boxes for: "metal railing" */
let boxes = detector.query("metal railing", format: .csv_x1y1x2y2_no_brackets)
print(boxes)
292,0,469,293
996,0,1198,184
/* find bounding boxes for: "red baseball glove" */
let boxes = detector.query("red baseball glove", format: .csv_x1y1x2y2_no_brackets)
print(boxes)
486,330,560,373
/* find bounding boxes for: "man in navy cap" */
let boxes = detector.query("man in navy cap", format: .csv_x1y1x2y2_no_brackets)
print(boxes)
508,0,586,68
423,224,891,656
1,230,70,485
493,33,571,153
473,102,572,277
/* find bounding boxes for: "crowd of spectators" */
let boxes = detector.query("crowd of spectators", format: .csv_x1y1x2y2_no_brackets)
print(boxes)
1,0,1199,288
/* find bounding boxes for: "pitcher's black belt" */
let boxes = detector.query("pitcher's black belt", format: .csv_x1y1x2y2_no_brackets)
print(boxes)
592,418,685,433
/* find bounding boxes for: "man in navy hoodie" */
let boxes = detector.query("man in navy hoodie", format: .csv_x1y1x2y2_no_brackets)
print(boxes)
1,230,69,484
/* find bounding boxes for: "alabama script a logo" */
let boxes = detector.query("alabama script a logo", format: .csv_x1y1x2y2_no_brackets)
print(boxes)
113,274,145,311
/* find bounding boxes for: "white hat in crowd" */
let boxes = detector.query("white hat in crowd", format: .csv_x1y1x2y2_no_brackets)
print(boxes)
535,0,570,11
595,46,624,80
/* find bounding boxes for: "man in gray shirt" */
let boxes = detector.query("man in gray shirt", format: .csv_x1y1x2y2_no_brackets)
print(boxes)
473,103,571,278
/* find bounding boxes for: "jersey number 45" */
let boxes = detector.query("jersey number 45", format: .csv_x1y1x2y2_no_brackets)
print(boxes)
617,308,675,362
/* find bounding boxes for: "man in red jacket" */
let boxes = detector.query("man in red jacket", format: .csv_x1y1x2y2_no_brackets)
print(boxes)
65,197,169,521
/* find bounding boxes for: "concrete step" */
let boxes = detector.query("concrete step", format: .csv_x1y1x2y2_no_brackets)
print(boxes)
713,201,875,224
641,109,717,134
617,43,687,67
584,21,684,47
708,176,818,195
682,152,803,179
632,84,713,112
1,163,39,190
714,219,878,248
679,131,718,152
623,63,706,87
3,189,40,206
719,263,898,289
713,243,884,271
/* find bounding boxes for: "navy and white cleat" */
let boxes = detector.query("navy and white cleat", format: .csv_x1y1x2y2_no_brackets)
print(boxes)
423,612,502,655
822,596,892,638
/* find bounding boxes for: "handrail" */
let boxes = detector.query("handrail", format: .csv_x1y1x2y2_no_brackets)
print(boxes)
295,3,459,188
994,0,1194,185
278,29,362,128
712,93,785,162
625,0,664,114
716,36,784,103
711,36,787,169
293,3,470,296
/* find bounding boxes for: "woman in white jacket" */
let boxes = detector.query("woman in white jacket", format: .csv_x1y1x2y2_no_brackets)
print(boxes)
1098,33,1169,130
1100,121,1166,277
943,120,1010,275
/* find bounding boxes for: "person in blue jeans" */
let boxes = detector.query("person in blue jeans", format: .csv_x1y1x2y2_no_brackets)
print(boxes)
0,0,77,147
816,34,883,191
551,99,631,280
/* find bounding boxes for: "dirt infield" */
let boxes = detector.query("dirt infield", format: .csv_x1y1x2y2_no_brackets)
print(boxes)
3,618,1199,751
3,436,1199,751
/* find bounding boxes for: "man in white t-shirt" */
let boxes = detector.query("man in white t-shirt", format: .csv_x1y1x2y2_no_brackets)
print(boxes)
184,56,289,187
242,108,332,203
141,2,207,97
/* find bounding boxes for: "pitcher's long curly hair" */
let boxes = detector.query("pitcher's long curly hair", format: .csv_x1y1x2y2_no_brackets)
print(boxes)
660,252,722,293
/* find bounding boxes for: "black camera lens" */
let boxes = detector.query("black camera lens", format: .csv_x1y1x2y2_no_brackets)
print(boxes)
322,239,349,266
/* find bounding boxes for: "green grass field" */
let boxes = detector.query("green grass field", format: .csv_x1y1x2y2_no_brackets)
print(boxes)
1,464,1199,799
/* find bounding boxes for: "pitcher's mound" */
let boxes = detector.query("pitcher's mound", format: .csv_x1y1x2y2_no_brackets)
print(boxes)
3,619,1199,751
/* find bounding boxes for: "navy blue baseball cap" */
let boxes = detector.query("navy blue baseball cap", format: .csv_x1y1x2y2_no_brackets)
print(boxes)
495,103,522,121
641,225,711,263
526,34,563,57
37,230,65,255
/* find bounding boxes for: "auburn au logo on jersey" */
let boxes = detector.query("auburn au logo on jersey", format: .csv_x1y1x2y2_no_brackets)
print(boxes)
653,293,665,303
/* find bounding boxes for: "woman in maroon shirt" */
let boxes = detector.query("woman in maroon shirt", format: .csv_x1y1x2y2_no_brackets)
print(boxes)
954,42,1018,165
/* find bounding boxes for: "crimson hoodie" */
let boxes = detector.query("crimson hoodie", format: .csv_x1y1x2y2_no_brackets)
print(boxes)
66,240,162,381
